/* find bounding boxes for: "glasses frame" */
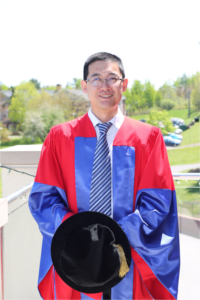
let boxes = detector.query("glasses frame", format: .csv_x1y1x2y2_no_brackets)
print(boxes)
85,77,124,86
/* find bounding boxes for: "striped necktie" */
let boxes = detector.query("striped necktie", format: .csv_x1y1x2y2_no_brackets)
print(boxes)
89,122,112,216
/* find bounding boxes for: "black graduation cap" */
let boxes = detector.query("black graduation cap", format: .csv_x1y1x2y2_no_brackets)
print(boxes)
51,211,131,293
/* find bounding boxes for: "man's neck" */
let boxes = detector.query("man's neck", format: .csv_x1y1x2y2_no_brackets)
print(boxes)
91,108,118,123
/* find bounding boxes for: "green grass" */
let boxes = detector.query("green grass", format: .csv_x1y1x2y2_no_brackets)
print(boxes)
125,107,200,148
0,137,43,149
180,123,200,146
175,180,200,218
167,146,200,165
131,114,148,121
167,109,199,125
131,108,199,125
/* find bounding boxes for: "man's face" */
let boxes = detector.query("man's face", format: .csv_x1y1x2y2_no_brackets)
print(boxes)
81,60,128,120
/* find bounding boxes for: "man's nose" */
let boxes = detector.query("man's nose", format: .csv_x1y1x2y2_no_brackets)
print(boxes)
100,79,110,89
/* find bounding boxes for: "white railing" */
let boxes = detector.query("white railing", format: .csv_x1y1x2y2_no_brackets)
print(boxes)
7,182,34,215
173,173,200,181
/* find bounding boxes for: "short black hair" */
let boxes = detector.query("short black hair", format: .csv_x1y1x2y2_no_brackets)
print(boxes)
83,52,125,80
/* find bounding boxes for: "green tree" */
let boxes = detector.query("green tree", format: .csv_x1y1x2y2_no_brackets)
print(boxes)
9,81,39,128
0,91,5,101
43,85,57,90
131,80,145,109
23,104,65,142
123,88,135,114
53,90,89,120
0,122,11,141
155,91,162,107
144,81,156,108
66,82,73,89
160,99,176,110
191,72,200,111
159,82,176,100
124,80,156,115
27,89,89,123
124,80,145,114
29,78,41,89
73,78,82,89
174,74,194,99
146,109,174,135
0,84,9,91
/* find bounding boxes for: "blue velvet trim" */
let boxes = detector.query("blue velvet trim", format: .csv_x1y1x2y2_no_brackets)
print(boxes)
111,258,134,300
75,137,96,212
112,146,135,221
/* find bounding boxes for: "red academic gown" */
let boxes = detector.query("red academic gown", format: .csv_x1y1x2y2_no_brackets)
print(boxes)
29,113,180,300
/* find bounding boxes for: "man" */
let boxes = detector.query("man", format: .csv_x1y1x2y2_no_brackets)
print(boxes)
29,52,180,300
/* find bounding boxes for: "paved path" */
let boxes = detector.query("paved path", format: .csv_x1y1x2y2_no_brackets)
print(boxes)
167,142,200,150
171,163,200,172
178,233,200,300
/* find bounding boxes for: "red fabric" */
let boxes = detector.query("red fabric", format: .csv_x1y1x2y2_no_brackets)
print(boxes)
131,248,175,300
83,292,103,299
55,271,75,300
38,266,54,299
133,264,153,299
62,212,74,222
37,114,177,299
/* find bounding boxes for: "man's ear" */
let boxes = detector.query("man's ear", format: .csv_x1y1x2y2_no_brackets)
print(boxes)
122,79,128,92
81,80,88,94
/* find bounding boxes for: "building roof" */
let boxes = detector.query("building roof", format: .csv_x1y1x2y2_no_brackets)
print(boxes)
0,90,13,98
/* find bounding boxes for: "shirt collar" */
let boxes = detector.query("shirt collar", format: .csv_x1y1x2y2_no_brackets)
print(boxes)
88,107,124,130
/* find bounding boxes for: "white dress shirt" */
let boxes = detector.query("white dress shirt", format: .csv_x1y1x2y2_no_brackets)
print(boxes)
88,108,125,217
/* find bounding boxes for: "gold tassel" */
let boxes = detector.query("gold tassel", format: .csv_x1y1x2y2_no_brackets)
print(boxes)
113,244,130,278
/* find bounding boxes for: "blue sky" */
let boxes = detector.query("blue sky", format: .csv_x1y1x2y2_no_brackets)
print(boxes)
0,0,199,90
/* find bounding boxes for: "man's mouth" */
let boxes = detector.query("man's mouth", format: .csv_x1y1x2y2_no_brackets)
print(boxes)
99,95,112,98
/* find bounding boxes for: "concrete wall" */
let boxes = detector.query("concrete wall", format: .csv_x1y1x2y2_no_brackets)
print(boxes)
0,145,42,197
0,145,43,299
178,214,200,239
3,202,42,299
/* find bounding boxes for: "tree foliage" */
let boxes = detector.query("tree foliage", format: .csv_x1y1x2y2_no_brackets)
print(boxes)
0,122,11,141
123,80,156,115
174,73,195,99
23,104,65,142
43,85,57,90
160,99,176,110
144,81,156,108
155,91,162,107
29,78,41,89
73,78,82,89
9,81,39,127
22,89,89,141
158,82,176,100
52,90,89,120
0,84,9,91
191,72,200,111
146,109,174,135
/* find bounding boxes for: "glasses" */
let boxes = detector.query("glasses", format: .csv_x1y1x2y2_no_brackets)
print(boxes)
86,77,124,86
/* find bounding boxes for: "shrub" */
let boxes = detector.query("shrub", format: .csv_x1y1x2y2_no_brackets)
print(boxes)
0,122,11,141
146,109,175,135
160,99,176,110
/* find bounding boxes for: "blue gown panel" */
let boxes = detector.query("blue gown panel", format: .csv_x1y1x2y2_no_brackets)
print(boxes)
119,188,180,299
112,145,135,220
75,137,96,212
